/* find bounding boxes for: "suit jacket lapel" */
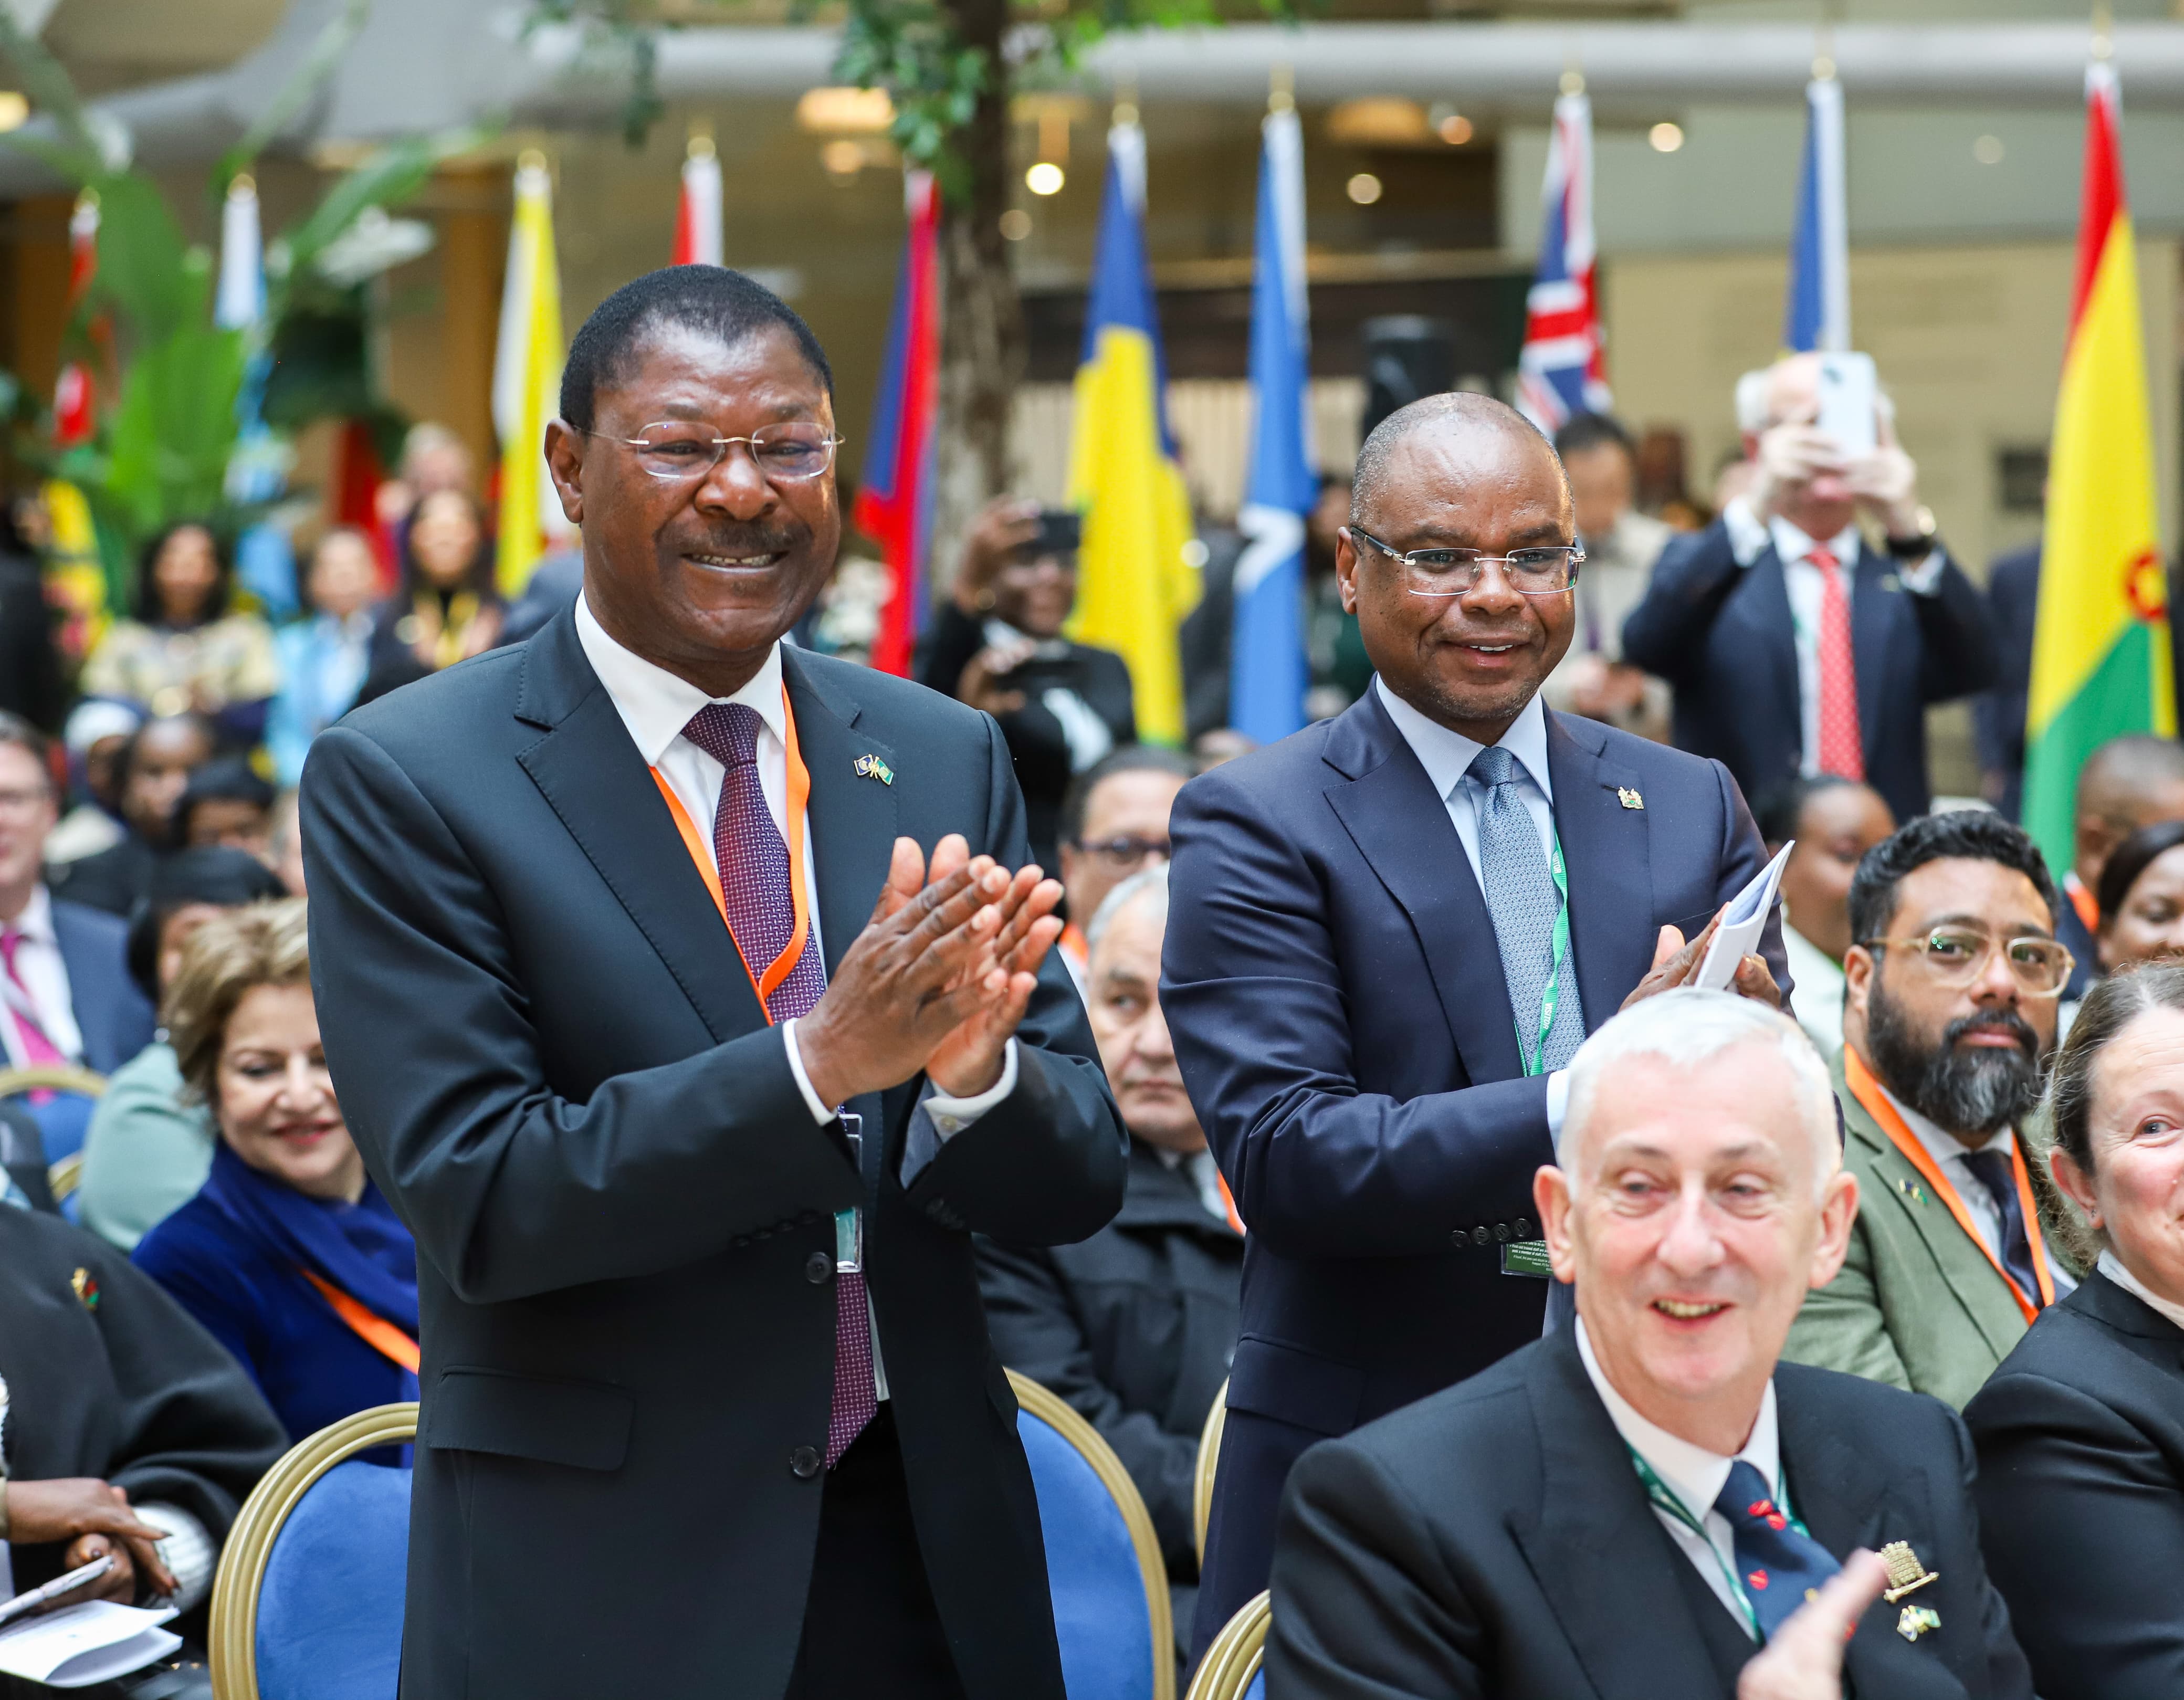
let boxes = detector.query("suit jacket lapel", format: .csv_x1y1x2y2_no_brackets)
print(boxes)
1851,550,1895,768
1514,1332,1730,1700
1322,689,1521,1085
1748,549,1802,732
1546,711,1655,1033
783,649,898,980
512,608,766,1043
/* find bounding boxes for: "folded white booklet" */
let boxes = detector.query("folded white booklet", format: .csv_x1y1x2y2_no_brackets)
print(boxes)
0,1601,181,1688
1694,841,1794,992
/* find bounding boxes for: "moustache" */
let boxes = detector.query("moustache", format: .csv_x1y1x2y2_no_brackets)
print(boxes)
678,524,806,557
1942,1009,2041,1057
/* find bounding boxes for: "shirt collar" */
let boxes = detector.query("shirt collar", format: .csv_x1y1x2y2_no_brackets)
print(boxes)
1769,512,1862,570
2097,1250,2184,1334
1576,1317,1780,1527
1876,1077,2014,1166
574,591,787,766
1374,677,1555,807
2,885,55,946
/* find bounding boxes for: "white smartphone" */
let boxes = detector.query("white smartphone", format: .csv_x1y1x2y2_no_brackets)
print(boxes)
1814,352,1878,459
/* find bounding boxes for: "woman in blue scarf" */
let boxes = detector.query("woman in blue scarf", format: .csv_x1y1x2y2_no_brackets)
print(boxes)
133,899,418,1453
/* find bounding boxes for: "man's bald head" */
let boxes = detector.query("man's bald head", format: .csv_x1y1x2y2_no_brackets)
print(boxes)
1350,392,1572,530
2076,734,2184,888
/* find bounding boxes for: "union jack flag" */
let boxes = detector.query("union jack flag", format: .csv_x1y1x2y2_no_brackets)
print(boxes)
1517,91,1611,433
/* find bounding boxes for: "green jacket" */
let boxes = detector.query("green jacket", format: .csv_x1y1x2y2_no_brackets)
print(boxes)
1783,1052,2064,1410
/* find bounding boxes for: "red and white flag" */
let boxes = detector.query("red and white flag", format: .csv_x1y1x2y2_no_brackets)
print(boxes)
672,136,723,267
54,190,100,447
1516,91,1611,433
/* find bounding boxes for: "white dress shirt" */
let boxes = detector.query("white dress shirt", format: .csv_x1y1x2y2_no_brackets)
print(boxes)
1780,926,1845,1061
0,885,84,1066
1577,1318,1783,1627
1876,1082,2076,1297
2096,1251,2184,1332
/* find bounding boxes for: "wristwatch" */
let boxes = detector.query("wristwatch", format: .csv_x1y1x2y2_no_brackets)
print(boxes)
1884,506,1939,560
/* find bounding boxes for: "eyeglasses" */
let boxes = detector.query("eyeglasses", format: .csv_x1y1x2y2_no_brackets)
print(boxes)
1350,529,1584,599
587,422,843,484
1071,834,1171,872
1859,928,2076,998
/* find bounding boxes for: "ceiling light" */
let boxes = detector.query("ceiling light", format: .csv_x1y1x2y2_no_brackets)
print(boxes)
796,87,895,135
1648,122,1684,153
1025,161,1065,196
1974,134,2004,165
1346,172,1382,205
999,208,1032,240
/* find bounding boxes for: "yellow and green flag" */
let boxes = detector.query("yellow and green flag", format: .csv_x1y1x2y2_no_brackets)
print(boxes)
1066,116,1200,747
2023,59,2175,874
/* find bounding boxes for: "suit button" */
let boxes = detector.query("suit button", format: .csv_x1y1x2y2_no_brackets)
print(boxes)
1515,1218,1534,1238
1450,1230,1466,1246
1473,1226,1492,1245
804,1252,834,1284
790,1446,821,1479
733,1235,750,1249
1494,1223,1510,1243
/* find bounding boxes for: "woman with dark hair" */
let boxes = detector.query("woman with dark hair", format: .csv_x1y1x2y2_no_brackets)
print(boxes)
1753,774,1895,1058
1965,962,2184,1699
2095,818,2184,973
360,487,501,702
80,522,278,742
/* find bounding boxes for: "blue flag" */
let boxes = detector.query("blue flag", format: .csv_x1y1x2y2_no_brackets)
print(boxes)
1783,75,1849,353
1229,105,1314,746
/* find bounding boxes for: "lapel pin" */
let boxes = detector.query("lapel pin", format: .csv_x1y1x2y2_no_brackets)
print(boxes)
1881,1541,1938,1603
853,754,895,786
1897,1604,1941,1642
1896,1177,1928,1205
1617,786,1644,811
71,1267,99,1310
1880,573,1904,593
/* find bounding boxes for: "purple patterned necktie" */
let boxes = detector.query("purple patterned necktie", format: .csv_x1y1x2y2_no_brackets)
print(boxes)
683,701,874,1465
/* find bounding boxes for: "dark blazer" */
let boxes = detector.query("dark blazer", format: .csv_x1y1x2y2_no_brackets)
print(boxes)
978,1137,1243,1577
0,1205,286,1598
1621,518,2000,826
1269,1325,2034,1700
51,894,156,1074
1971,543,2039,823
300,606,1127,1700
1965,1269,2184,1700
2054,883,2098,1002
1161,684,1786,1647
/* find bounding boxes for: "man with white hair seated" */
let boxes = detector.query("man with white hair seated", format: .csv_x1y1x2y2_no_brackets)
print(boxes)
1264,990,2033,1699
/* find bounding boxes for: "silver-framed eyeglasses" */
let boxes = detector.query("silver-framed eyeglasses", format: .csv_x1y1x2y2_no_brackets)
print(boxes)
588,421,844,484
1351,528,1584,599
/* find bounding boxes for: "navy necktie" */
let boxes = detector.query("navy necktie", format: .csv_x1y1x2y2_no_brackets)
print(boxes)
1713,1460,1841,1642
1961,1147,2045,1310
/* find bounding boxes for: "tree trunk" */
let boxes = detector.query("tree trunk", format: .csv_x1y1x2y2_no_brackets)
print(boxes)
930,0,1023,593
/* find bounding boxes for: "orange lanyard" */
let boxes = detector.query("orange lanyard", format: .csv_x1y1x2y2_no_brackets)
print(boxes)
648,681,813,1019
2065,873,2099,936
301,1269,421,1373
1843,1046,2054,1323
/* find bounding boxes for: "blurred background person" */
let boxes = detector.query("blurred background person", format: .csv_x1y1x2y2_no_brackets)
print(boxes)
267,526,380,787
79,521,277,747
171,758,276,859
1755,775,1896,1057
917,496,1136,868
77,847,289,1251
133,900,420,1449
496,543,584,649
979,866,1241,1641
1054,746,1194,985
1622,354,1999,827
2094,820,2184,978
360,488,503,704
1973,536,2041,821
373,420,478,577
1632,424,1708,532
2051,734,2184,1000
47,711,216,918
43,698,141,867
268,789,306,897
1786,812,2076,1407
0,502,61,732
1541,412,1671,741
1968,962,2184,1700
1303,473,1370,721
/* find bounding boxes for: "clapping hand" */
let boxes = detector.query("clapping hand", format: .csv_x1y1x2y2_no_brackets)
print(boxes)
1736,1549,1888,1700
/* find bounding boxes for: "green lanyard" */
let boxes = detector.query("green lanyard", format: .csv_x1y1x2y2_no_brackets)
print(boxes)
1520,833,1573,1078
1624,1446,1809,1644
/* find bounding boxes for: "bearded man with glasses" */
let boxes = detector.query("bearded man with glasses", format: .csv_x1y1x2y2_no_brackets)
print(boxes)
1163,391,1793,1660
1786,810,2078,1409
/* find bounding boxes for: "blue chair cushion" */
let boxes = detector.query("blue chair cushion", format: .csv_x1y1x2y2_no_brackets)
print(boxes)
255,1459,411,1700
26,1093,93,1164
1016,1406,1154,1700
1244,1670,1265,1700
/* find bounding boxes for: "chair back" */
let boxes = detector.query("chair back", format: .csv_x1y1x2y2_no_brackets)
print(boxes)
1184,1590,1270,1700
0,1063,108,1204
1193,1377,1227,1566
209,1402,418,1700
1010,1370,1175,1700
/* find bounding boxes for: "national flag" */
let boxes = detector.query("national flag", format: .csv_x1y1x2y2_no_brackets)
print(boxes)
1230,101,1314,745
2022,59,2174,875
1783,74,1850,353
493,151,570,597
52,189,99,449
672,134,723,267
1065,117,1199,747
216,172,297,615
1516,90,1610,433
855,169,940,679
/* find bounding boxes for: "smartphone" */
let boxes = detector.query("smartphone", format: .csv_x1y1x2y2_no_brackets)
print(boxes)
1814,352,1878,459
1028,509,1082,559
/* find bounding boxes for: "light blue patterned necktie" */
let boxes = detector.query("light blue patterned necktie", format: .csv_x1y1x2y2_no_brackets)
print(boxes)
1466,744,1584,1073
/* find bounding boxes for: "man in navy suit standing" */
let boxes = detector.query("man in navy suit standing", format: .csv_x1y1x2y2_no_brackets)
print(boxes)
1623,354,1998,826
1163,393,1789,1656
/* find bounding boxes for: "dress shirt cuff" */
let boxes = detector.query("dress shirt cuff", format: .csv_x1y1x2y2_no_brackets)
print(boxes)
780,1019,836,1126
900,1039,1020,1185
1721,496,1770,568
1895,548,1947,595
132,1502,216,1613
1546,1069,1570,1145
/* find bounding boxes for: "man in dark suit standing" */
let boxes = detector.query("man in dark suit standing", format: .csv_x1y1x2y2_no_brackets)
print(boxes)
1971,541,2039,822
302,268,1127,1700
1268,991,2035,1700
1163,393,1789,1655
1622,354,1999,827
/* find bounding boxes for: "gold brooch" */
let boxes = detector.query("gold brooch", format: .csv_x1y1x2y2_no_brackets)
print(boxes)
853,754,895,785
1881,1540,1938,1602
1617,786,1644,811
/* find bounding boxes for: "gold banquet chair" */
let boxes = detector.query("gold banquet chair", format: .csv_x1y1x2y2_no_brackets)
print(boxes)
0,1062,108,1206
1185,1590,1270,1700
1194,1377,1228,1566
209,1402,418,1700
1010,1370,1177,1700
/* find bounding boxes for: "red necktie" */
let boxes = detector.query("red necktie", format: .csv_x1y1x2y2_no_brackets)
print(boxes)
681,704,875,1467
0,929,65,1068
1811,548,1864,781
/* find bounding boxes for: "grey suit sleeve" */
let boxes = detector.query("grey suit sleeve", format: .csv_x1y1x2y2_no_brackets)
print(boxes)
301,724,864,1304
